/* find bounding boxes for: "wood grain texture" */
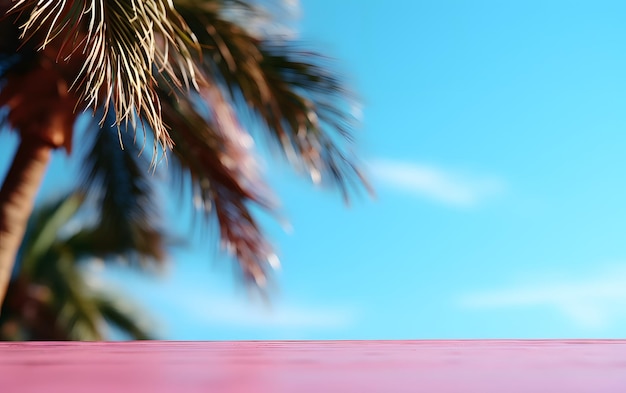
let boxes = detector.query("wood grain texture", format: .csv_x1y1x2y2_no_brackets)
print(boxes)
1,340,625,392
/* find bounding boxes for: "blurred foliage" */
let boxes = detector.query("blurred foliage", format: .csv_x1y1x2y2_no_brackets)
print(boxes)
0,191,156,341
0,0,369,294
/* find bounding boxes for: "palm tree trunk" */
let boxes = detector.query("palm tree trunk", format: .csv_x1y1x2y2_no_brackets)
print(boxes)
0,139,52,310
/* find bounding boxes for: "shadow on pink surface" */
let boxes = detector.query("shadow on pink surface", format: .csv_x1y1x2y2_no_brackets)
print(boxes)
1,340,625,392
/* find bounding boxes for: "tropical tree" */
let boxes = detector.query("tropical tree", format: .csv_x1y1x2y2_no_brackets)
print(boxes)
0,0,368,309
1,191,155,340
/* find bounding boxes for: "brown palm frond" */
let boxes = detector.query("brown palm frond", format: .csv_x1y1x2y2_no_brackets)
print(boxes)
158,81,277,287
166,4,371,200
1,0,370,294
5,1,369,196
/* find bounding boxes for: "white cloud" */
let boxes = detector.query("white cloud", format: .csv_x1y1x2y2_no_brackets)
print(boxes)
369,159,504,207
459,265,626,329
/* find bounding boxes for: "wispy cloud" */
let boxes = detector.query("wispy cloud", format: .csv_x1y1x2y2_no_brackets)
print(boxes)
459,265,626,329
369,159,504,207
86,261,355,337
174,291,355,330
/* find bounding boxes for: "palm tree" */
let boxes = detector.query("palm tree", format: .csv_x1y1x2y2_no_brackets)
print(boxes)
0,0,369,308
1,191,155,340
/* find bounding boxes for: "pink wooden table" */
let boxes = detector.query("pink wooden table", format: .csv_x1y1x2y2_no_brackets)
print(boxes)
1,340,625,392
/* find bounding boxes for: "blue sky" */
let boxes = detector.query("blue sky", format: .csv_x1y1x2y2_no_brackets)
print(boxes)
3,0,626,339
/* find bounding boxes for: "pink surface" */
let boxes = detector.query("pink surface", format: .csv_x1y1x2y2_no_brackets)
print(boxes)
1,340,626,392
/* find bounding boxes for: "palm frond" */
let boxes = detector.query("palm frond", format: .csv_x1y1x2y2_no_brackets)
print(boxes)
71,113,167,267
53,256,105,341
158,81,277,287
168,4,371,200
18,192,85,276
154,1,369,286
5,1,369,196
257,47,370,198
2,191,159,341
6,0,200,157
93,294,154,340
2,0,370,293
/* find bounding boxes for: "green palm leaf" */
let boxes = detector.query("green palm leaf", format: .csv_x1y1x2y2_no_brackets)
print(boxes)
1,191,156,341
92,293,153,340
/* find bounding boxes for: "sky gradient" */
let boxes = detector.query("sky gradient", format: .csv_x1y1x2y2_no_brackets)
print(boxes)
3,0,626,339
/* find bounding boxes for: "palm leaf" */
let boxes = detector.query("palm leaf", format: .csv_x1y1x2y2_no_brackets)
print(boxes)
53,255,105,341
2,0,370,291
70,113,167,267
167,4,370,199
158,82,277,286
18,192,85,277
2,191,158,341
6,0,196,156
92,294,154,340
19,193,84,273
5,0,369,196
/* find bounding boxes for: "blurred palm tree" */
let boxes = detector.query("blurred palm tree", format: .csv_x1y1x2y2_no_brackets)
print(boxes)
0,191,155,340
0,0,369,308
